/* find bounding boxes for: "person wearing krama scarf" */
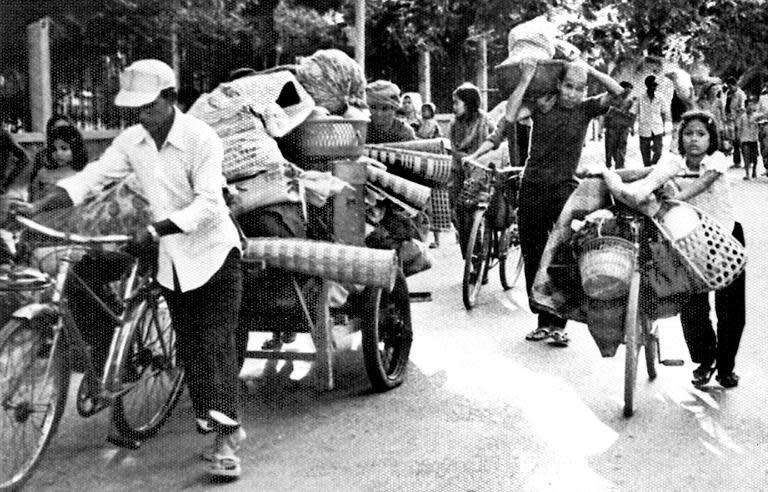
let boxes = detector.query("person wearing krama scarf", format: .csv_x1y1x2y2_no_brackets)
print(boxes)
366,80,416,144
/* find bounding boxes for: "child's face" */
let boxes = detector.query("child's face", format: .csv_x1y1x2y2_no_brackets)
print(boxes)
452,97,466,117
51,139,73,167
401,97,413,112
747,101,757,112
681,120,710,157
421,106,433,119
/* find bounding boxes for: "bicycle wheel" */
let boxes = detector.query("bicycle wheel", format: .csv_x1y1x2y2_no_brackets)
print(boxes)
500,223,523,290
623,270,642,418
111,293,184,440
0,315,69,492
362,268,413,391
644,320,658,381
462,209,491,310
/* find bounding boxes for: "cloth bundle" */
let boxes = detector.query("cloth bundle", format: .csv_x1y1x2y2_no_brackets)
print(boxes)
295,49,367,115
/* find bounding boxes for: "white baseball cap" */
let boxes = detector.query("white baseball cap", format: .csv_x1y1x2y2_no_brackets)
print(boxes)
114,59,177,107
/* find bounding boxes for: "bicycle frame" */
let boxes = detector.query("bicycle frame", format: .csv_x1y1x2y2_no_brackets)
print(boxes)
12,216,141,405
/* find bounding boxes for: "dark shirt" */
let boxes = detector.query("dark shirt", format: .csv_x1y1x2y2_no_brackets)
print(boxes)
367,118,416,144
525,96,605,185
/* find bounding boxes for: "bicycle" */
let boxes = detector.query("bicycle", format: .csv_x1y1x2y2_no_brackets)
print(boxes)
461,160,524,310
0,215,185,491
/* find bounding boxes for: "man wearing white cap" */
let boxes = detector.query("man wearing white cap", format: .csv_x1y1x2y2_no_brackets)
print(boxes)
21,59,246,478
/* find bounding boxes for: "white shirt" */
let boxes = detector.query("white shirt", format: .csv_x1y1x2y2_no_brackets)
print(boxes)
58,108,241,292
663,151,735,232
637,93,668,138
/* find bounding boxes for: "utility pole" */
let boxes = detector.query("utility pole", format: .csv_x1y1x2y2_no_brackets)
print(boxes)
467,30,493,111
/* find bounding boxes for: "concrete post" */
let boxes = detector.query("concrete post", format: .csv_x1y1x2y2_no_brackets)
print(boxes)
477,37,488,111
355,0,365,75
418,49,432,103
27,17,52,133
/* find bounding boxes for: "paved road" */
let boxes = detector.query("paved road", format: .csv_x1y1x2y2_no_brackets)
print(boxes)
23,136,768,491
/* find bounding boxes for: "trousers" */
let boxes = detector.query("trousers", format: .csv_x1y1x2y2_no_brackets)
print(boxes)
162,248,242,425
518,180,576,329
680,222,745,375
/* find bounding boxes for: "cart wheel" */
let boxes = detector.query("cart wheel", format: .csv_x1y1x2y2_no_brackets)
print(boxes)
500,224,523,290
462,209,491,310
644,321,658,381
361,268,412,392
623,270,642,417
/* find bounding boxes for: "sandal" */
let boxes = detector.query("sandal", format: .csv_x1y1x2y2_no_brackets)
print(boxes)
691,363,715,387
208,454,241,478
525,327,551,341
547,330,569,347
716,372,739,388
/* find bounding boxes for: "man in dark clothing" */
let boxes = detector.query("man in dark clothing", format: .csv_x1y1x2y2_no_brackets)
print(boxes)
603,81,636,169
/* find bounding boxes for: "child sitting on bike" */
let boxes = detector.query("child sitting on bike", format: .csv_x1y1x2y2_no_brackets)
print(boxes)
604,110,746,389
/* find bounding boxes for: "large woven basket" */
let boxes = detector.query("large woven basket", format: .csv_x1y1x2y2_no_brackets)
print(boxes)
653,201,746,292
364,145,453,186
578,236,636,301
279,118,368,161
366,164,431,209
242,238,398,290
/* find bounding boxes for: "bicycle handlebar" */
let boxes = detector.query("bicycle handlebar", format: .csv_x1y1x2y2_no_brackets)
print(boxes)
463,158,524,175
15,215,133,244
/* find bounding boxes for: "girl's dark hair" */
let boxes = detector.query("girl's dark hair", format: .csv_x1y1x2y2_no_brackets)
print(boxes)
45,114,72,135
453,83,481,118
678,110,720,155
47,124,88,171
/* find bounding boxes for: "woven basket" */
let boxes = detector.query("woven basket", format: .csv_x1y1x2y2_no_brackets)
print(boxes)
242,238,399,290
280,118,368,161
366,164,431,209
653,201,746,291
578,236,636,301
364,145,453,186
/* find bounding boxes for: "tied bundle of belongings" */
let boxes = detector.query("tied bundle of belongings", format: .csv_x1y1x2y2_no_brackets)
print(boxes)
494,16,593,99
188,69,315,214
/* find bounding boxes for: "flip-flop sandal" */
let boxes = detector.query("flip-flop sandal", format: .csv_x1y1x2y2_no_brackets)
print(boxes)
525,327,551,341
547,331,569,347
208,454,241,478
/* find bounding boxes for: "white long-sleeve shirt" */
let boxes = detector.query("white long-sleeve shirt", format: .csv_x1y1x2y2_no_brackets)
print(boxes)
637,93,668,138
58,108,241,292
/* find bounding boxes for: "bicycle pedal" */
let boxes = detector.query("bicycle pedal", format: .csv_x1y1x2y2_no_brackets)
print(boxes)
106,433,141,450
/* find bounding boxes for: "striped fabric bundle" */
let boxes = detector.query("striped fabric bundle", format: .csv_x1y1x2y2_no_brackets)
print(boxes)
364,145,453,186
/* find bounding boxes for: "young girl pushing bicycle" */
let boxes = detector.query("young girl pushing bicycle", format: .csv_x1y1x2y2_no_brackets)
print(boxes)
605,110,746,388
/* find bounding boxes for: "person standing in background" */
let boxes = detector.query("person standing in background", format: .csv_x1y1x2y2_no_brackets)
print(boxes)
399,92,423,133
724,75,746,168
756,83,768,176
637,75,668,166
603,81,636,169
736,97,760,180
415,102,442,139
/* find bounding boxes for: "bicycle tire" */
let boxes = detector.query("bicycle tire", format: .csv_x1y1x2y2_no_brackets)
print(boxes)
462,209,491,310
111,293,184,441
0,315,69,492
645,321,658,381
499,224,523,290
362,268,413,391
623,270,642,418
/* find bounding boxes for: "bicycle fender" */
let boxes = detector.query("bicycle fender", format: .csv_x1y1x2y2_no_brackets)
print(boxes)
12,303,56,321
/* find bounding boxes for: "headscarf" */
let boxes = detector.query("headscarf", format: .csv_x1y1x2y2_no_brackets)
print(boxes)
366,80,402,109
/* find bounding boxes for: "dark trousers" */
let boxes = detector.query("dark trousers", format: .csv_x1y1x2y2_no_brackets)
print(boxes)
162,248,242,425
759,127,768,172
680,222,745,375
732,137,742,166
639,134,663,167
518,180,576,329
741,141,758,177
604,127,629,169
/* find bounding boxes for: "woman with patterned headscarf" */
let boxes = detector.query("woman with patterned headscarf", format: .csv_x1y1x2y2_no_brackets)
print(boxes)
366,80,416,144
